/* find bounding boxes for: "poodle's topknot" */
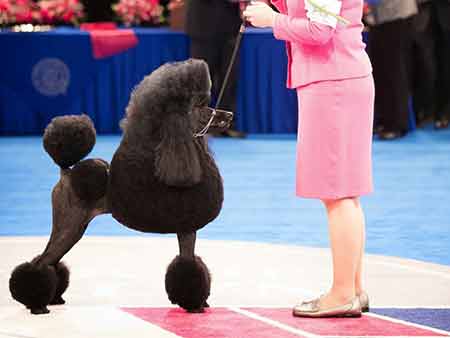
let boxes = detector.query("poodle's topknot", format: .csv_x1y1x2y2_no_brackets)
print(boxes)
122,59,211,127
43,114,96,169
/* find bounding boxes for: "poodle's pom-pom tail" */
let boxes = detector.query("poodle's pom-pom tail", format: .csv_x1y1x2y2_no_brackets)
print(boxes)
43,114,96,169
9,262,57,314
165,256,211,313
50,261,70,305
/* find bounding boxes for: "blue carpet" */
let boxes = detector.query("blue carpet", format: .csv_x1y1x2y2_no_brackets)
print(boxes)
372,308,450,332
0,129,449,265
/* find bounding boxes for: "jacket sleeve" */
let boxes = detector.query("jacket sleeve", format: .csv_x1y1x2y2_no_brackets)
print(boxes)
272,13,336,45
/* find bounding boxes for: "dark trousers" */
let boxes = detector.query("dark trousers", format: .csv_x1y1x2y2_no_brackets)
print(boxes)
369,18,414,132
412,1,450,121
81,0,114,22
190,36,239,115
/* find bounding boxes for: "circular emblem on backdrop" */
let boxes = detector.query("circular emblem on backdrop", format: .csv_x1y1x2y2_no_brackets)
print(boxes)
32,58,70,96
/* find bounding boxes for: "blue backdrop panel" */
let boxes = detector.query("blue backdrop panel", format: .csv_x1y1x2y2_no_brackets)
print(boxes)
237,28,298,133
0,28,95,134
0,27,297,135
0,28,190,134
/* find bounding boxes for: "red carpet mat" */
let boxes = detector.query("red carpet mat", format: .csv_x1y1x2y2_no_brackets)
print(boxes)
122,307,450,337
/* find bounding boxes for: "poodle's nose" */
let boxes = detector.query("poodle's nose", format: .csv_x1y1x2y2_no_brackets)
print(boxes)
224,111,234,123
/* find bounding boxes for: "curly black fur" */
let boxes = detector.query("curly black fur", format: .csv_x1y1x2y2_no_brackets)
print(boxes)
119,59,211,188
9,262,57,314
108,59,224,233
154,114,203,187
50,261,70,305
70,159,109,205
43,114,96,169
165,255,211,312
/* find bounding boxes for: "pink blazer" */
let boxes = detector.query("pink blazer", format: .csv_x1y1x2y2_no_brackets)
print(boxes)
271,0,372,88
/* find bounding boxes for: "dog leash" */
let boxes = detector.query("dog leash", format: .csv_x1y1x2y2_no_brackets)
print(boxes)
193,20,246,137
214,22,246,110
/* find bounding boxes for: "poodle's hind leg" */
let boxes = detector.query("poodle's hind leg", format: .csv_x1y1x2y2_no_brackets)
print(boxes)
9,160,109,314
165,232,211,313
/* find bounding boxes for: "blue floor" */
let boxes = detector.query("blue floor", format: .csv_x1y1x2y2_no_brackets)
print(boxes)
1,129,449,265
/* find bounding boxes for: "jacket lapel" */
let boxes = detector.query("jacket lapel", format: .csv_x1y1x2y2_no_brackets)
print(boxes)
271,0,288,14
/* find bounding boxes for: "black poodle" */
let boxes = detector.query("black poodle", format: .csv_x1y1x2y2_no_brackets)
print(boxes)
9,59,233,315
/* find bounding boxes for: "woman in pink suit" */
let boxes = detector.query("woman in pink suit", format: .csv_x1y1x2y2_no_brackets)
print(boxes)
244,0,374,318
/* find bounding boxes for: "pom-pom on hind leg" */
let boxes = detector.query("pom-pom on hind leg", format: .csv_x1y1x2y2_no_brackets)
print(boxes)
9,259,57,315
9,162,109,314
10,258,70,311
165,232,211,313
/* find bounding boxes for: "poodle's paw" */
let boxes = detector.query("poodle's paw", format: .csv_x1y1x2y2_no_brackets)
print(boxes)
187,307,206,313
49,296,66,305
186,300,210,313
9,261,57,314
30,306,51,315
50,261,70,306
165,255,211,313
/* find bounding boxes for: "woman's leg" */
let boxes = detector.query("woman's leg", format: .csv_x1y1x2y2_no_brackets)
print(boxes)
355,200,366,296
319,197,365,308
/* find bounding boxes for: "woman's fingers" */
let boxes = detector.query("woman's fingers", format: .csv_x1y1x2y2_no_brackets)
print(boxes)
243,2,275,27
244,2,270,16
243,4,261,19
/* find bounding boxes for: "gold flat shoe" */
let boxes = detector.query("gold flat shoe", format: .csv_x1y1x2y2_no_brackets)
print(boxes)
293,296,362,318
358,291,369,312
300,293,368,312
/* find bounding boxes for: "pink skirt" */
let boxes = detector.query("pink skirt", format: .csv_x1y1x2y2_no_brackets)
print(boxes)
296,75,375,199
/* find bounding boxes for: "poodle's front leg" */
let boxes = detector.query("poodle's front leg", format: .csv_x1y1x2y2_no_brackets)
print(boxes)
165,232,211,313
9,171,109,315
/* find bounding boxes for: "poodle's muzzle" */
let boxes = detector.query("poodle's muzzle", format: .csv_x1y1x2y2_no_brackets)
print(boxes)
194,107,234,137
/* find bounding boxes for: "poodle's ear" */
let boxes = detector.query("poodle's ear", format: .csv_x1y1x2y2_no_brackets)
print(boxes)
155,114,202,187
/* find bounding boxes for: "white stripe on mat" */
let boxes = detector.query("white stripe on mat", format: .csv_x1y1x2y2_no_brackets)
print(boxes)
228,306,320,338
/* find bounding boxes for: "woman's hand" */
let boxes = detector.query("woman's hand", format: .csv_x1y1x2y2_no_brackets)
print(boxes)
243,1,277,28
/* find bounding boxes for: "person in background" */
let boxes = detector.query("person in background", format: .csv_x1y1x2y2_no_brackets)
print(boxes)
368,0,418,140
412,0,450,129
185,0,246,138
81,0,115,22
